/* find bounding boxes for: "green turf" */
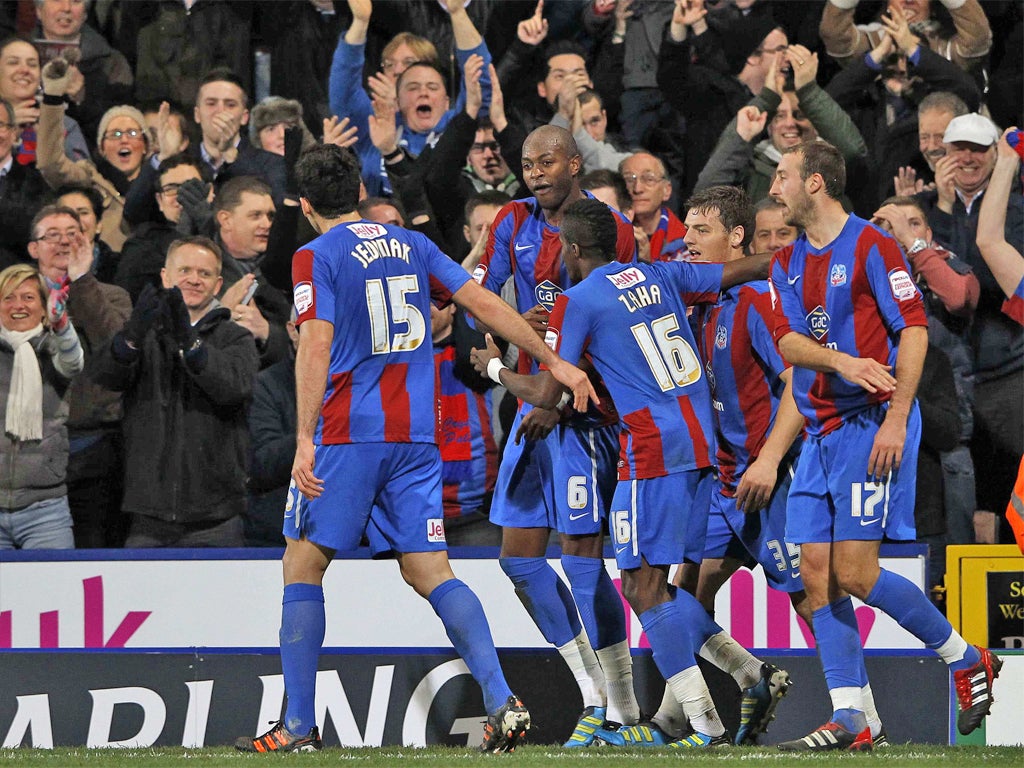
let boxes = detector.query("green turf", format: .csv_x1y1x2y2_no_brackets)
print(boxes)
2,745,1023,767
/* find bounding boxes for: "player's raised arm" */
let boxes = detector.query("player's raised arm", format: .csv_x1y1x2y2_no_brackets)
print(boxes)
453,279,597,411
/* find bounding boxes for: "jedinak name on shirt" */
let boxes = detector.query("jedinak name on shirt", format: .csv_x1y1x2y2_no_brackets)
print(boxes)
350,238,413,268
616,283,662,313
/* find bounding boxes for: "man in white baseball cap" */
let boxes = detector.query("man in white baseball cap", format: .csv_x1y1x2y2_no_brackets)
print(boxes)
940,113,1000,209
943,112,1001,146
924,109,1023,557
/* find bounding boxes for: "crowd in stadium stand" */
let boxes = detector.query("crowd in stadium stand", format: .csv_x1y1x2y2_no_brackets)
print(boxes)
0,0,1020,601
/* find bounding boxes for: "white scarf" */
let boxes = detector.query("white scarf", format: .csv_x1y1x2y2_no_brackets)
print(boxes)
0,323,44,441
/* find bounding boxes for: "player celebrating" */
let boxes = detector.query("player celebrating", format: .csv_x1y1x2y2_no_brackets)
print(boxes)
686,184,803,744
234,144,595,755
474,125,641,744
473,197,771,748
769,141,1000,751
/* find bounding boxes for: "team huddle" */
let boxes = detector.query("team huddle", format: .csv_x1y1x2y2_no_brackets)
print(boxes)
233,127,1000,755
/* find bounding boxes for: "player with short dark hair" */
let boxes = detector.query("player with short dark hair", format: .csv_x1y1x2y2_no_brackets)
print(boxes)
769,141,1000,751
471,196,773,749
233,143,595,755
474,125,642,745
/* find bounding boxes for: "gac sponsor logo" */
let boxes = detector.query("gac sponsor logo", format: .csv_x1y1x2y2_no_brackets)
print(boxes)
347,222,387,239
606,266,646,289
293,282,313,314
807,305,830,341
888,268,916,301
535,280,562,310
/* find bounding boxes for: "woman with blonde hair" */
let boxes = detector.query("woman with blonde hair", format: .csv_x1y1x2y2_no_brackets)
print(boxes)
0,263,83,549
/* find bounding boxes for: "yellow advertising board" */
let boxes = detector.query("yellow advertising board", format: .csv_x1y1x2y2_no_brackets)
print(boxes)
946,545,1024,648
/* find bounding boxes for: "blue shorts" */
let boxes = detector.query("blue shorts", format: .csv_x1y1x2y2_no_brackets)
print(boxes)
610,468,713,571
283,442,448,554
704,472,803,592
787,403,921,544
489,408,558,530
554,423,618,536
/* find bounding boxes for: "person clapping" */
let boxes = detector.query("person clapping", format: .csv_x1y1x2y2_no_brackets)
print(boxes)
0,262,83,549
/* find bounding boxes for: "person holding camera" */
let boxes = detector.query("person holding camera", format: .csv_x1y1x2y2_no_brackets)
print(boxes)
94,236,258,548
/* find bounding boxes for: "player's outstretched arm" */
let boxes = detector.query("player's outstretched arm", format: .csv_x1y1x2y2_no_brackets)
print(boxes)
778,331,896,394
454,280,598,411
721,253,771,290
292,319,333,500
470,332,565,409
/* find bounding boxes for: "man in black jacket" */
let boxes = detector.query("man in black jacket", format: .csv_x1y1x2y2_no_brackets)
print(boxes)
212,175,293,371
0,99,49,269
191,68,288,204
95,236,258,547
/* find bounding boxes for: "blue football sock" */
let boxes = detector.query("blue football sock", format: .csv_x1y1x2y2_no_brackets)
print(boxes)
639,600,697,680
814,597,868,693
428,578,512,714
561,554,626,650
668,584,724,649
499,556,581,647
280,583,325,736
864,568,979,671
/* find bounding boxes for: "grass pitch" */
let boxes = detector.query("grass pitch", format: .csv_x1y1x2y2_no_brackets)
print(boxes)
2,745,1023,767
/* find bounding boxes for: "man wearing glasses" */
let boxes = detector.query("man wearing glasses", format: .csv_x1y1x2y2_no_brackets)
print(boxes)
27,204,131,550
115,156,212,303
657,1,789,196
619,152,688,263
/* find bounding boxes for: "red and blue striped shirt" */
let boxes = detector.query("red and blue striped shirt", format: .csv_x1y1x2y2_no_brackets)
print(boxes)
292,220,471,445
769,215,928,437
547,260,724,480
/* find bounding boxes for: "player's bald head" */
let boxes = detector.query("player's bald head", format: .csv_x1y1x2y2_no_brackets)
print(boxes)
523,125,580,162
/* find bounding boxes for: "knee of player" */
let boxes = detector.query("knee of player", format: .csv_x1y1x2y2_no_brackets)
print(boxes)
833,562,875,600
619,567,665,613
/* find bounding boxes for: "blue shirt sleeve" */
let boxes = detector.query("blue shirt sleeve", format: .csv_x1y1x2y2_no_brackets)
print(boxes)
748,290,788,379
863,238,923,336
329,38,386,193
312,247,337,323
452,39,492,117
667,262,725,305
